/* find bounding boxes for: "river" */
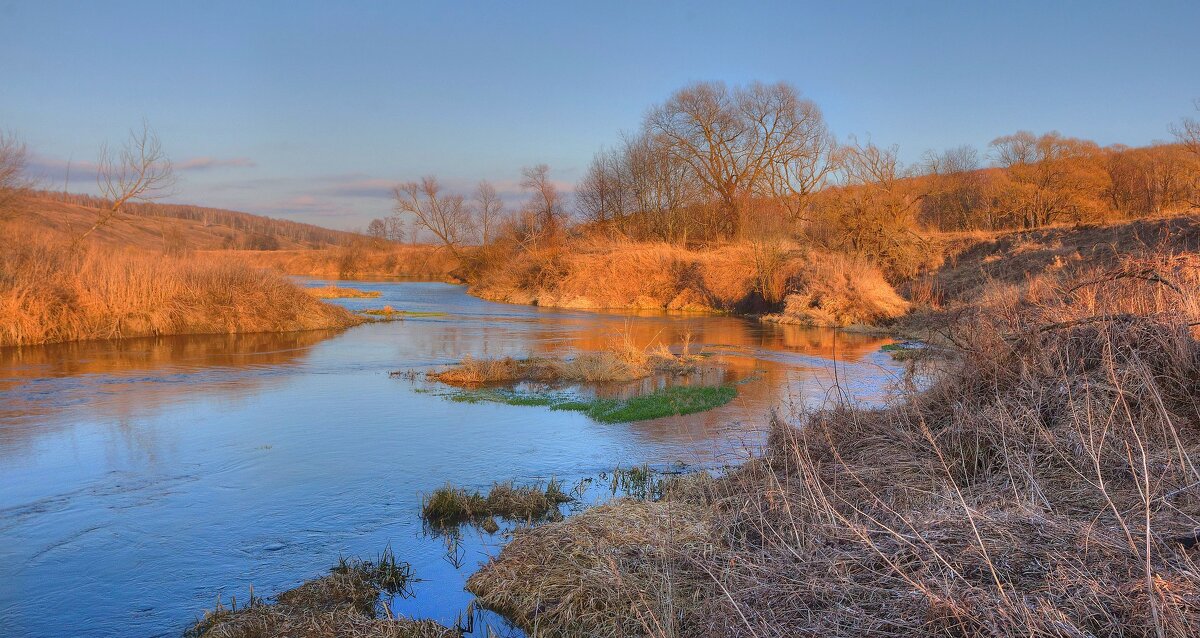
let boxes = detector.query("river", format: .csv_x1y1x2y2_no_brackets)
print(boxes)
0,280,905,637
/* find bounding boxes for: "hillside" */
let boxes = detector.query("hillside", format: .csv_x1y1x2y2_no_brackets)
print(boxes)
18,192,363,251
908,214,1200,306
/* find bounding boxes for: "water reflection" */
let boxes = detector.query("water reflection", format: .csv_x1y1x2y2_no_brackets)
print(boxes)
0,282,902,638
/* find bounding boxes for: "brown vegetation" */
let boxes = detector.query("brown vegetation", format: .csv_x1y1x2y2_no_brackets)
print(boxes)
188,553,453,638
427,334,703,387
467,253,1200,636
12,194,358,253
219,244,459,280
0,233,361,347
305,285,382,299
468,239,908,325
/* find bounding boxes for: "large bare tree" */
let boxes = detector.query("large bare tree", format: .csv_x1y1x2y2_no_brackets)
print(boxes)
74,123,175,247
0,131,32,220
646,81,834,237
393,176,471,256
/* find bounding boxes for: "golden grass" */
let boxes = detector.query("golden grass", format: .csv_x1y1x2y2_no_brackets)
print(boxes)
467,238,910,326
467,253,1200,637
0,234,363,347
306,285,382,299
762,251,910,327
427,332,703,387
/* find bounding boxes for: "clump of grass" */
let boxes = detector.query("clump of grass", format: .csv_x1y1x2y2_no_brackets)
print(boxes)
880,340,928,361
186,551,452,638
362,306,448,319
421,480,574,530
305,285,382,299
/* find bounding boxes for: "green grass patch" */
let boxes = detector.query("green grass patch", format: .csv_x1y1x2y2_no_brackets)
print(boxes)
440,384,737,423
881,341,926,361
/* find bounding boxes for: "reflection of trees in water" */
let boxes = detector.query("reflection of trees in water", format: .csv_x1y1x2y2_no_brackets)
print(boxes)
0,330,340,456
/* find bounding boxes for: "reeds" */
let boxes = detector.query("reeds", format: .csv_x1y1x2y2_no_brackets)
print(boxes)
467,253,1200,637
0,234,362,347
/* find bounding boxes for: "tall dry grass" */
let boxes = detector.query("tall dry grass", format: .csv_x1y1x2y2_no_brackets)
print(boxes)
0,234,362,347
468,238,909,324
468,253,1200,637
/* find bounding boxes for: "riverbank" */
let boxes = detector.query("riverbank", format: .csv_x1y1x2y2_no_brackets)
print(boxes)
464,252,1200,635
0,234,363,347
468,240,911,327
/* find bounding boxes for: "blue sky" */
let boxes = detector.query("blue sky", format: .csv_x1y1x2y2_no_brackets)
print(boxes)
2,0,1197,229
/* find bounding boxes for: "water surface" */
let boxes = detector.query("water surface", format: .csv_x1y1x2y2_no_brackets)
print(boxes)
0,281,903,637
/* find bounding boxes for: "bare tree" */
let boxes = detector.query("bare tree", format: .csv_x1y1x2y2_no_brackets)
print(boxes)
385,215,406,243
74,123,175,247
520,164,566,244
472,180,504,245
1171,99,1200,158
0,131,32,220
1172,100,1200,207
366,218,388,240
393,176,470,257
646,81,834,237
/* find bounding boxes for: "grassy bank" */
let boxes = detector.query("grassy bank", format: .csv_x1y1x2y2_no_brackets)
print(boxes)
466,253,1200,636
468,240,911,326
0,235,363,347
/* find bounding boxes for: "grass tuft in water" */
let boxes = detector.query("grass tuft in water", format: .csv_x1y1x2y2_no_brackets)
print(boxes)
362,305,448,319
421,480,574,530
306,285,381,299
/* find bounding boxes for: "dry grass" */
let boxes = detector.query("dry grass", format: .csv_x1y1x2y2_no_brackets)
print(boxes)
467,253,1200,637
762,251,910,327
219,244,460,280
306,285,382,299
428,333,703,387
188,553,453,638
468,239,907,322
0,234,362,347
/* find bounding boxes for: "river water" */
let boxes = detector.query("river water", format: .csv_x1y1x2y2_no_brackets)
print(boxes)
0,281,904,637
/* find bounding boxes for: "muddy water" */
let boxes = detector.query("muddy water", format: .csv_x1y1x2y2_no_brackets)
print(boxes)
0,281,903,637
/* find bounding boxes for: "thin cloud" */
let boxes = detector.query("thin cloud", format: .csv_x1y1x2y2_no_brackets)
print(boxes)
177,157,256,171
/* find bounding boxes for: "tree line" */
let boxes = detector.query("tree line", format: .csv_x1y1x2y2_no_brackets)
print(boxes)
377,83,1198,280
